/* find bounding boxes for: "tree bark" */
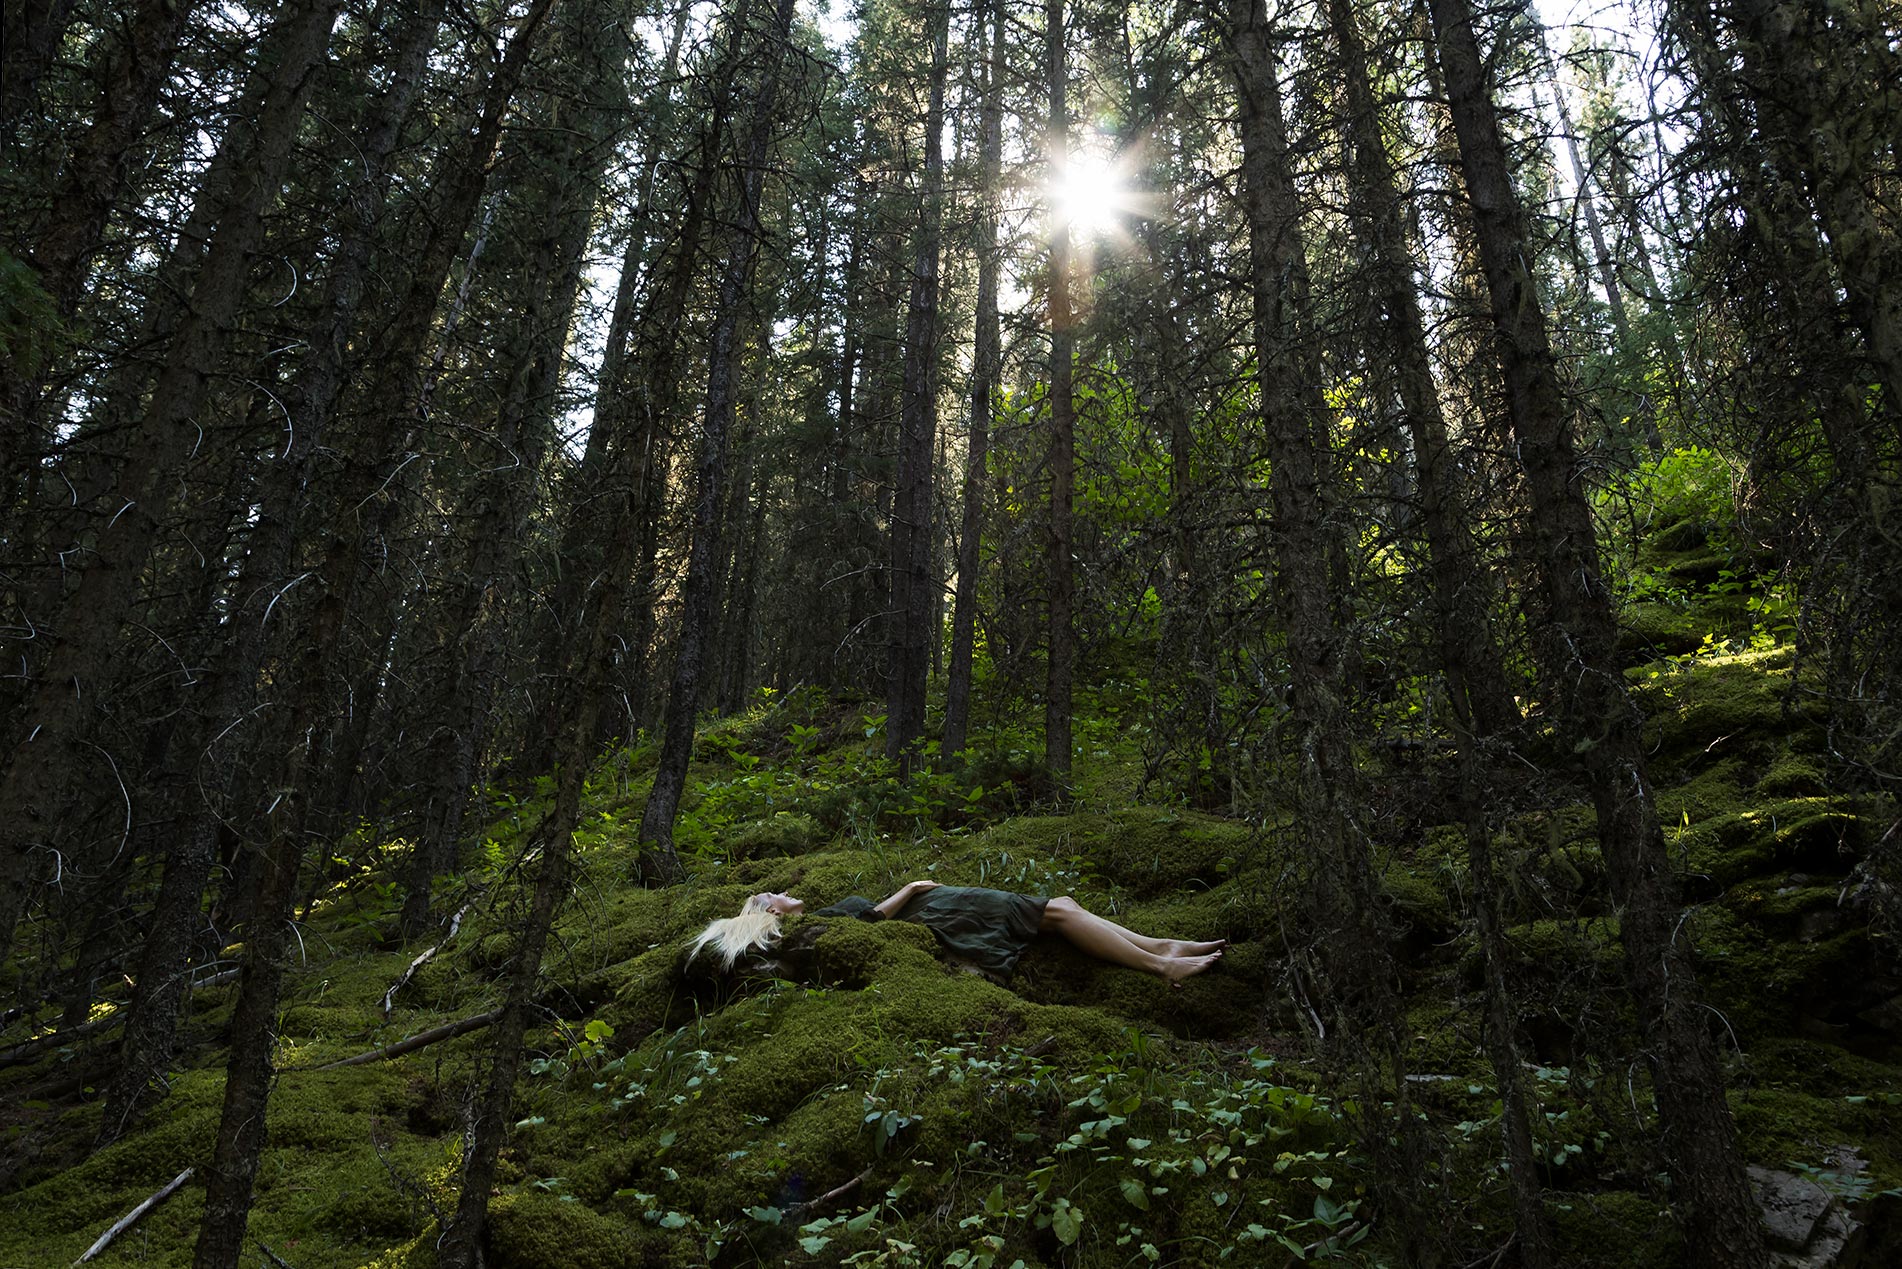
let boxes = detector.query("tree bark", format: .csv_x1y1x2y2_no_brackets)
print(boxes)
0,0,79,134
886,0,951,770
1426,0,1768,1261
1044,0,1076,782
95,0,448,1143
1327,0,1549,1257
640,0,801,870
0,0,347,965
1231,0,1426,1253
943,0,1006,765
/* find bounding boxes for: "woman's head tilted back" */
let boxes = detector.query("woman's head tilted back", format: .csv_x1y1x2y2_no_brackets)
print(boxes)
686,892,805,969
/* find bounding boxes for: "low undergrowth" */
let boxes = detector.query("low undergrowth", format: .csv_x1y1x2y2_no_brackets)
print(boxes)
2,507,1898,1266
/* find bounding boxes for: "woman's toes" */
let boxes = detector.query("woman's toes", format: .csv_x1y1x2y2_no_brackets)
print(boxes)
1161,952,1221,987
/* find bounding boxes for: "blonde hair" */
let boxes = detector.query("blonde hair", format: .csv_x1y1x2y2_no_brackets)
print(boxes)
686,895,784,969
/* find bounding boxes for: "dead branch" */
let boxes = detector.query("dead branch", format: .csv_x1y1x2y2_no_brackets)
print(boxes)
383,898,476,1019
302,1009,500,1072
783,1165,873,1222
73,1167,194,1264
0,968,241,1070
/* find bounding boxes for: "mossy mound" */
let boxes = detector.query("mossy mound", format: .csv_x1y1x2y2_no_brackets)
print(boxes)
7,604,1902,1268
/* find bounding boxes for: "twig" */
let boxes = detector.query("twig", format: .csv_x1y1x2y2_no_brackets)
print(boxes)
255,1237,297,1269
784,1166,873,1221
302,1009,500,1072
383,899,476,1019
73,1167,193,1263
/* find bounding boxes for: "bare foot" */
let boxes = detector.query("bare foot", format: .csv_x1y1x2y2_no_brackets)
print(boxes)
1162,938,1228,957
1160,952,1222,988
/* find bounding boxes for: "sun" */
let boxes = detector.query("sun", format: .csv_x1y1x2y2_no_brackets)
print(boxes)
1050,146,1143,240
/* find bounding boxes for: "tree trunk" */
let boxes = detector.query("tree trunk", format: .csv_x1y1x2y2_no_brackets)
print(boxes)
1426,0,1768,1261
0,0,78,133
886,0,951,769
943,0,1005,765
403,41,605,935
95,0,449,1142
1230,0,1426,1253
640,0,800,871
0,0,346,964
1044,0,1076,782
1327,0,1549,1257
1,0,199,514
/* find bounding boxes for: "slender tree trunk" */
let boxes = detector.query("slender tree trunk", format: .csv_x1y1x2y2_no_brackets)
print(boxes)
887,0,951,769
1533,21,1659,454
640,0,800,871
96,2,449,1141
1044,0,1076,782
1426,0,1768,1261
0,0,346,964
191,530,353,1269
1,0,199,513
403,48,604,935
524,1,691,763
1714,0,1901,418
943,0,1005,765
1327,0,1549,1256
1231,0,1427,1254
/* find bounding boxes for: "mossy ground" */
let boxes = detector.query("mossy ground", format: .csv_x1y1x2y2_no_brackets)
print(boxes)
3,570,1898,1264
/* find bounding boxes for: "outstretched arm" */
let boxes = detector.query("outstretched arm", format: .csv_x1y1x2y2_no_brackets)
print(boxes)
874,879,942,918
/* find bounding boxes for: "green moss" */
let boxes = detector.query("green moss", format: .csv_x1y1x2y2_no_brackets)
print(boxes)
1619,600,1706,658
1669,792,1862,889
725,812,828,860
1733,1085,1901,1181
1753,756,1832,798
486,1191,655,1269
1549,1190,1682,1268
1502,918,1624,977
1694,906,1874,1040
1633,648,1823,780
971,808,1254,900
1382,867,1457,940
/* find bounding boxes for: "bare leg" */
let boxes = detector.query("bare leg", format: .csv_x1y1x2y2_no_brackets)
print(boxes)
1091,912,1227,959
1041,898,1220,985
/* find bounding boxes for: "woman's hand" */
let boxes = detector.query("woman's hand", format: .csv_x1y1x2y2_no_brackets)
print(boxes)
905,879,942,896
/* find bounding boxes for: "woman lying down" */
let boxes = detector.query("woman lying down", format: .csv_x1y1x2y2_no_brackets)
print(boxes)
689,879,1225,987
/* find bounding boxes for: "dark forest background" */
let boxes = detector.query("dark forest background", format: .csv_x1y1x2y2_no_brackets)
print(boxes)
2,0,1899,1264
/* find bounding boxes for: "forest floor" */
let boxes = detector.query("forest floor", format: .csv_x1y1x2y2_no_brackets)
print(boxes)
2,516,1899,1267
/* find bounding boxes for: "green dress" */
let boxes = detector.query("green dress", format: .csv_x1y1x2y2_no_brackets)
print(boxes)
815,887,1049,982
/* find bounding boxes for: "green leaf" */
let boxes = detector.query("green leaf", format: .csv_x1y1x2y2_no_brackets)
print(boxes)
658,1211,690,1229
745,1206,782,1225
845,1208,879,1234
1051,1200,1083,1246
1119,1177,1150,1210
799,1236,831,1254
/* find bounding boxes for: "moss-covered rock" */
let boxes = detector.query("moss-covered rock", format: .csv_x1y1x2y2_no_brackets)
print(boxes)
725,812,828,860
486,1190,659,1269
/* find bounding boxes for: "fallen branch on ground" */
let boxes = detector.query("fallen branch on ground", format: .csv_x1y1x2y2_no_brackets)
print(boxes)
0,968,241,1069
304,1010,500,1072
784,1166,873,1222
73,1167,193,1264
383,899,476,1020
